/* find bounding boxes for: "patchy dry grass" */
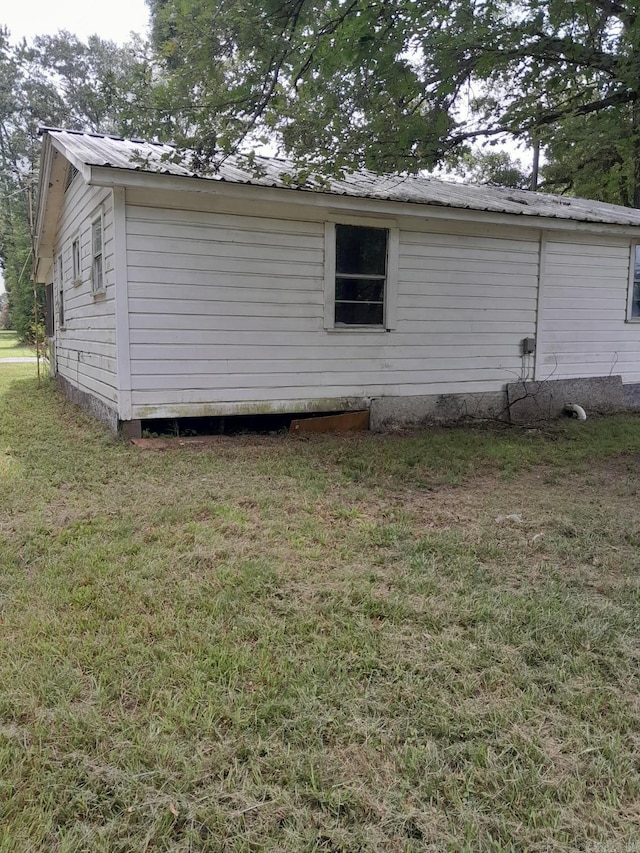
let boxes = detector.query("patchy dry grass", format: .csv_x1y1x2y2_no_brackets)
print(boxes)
1,364,639,851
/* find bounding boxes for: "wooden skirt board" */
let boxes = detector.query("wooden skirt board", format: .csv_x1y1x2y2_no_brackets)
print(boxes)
289,410,370,435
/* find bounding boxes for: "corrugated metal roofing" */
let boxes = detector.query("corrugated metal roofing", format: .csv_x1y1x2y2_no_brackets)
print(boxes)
42,127,640,227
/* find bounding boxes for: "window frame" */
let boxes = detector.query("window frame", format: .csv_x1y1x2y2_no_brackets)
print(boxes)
627,241,640,322
91,213,105,295
323,218,399,332
72,234,82,286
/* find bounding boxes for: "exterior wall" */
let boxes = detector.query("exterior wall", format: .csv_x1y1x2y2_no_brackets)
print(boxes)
124,188,541,420
536,233,639,382
52,176,117,415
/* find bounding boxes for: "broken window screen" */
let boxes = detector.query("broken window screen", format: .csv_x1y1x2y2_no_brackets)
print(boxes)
335,225,387,325
632,245,640,318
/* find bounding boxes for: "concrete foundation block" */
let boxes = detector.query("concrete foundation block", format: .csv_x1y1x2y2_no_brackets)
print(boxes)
507,376,624,423
623,383,640,409
370,391,507,430
120,419,143,440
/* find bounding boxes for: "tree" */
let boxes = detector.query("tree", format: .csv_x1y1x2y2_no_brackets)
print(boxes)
0,29,163,342
148,0,640,204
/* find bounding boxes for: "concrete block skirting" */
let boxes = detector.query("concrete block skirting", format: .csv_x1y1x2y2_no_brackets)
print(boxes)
57,374,119,433
506,376,625,423
370,391,508,430
623,382,640,409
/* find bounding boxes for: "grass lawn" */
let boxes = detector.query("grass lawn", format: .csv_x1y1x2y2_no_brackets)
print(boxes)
1,364,639,852
0,330,37,360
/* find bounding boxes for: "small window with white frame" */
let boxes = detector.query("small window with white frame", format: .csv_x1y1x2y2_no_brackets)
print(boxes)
324,220,398,330
629,243,640,320
91,215,104,294
72,236,81,285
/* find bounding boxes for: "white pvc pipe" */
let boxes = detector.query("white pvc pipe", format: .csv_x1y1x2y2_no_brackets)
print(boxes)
565,403,587,421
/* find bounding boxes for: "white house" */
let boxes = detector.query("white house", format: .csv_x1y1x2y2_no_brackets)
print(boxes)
34,128,640,436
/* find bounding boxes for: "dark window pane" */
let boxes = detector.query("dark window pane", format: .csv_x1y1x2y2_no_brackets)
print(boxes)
45,284,54,336
633,281,640,317
335,301,384,325
635,245,640,280
336,225,387,275
335,277,385,302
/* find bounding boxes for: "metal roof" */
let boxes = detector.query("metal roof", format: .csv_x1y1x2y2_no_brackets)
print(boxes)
42,127,640,227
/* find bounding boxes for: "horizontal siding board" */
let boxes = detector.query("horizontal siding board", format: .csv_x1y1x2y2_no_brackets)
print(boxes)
401,231,538,251
396,297,537,312
398,257,537,275
128,268,324,288
126,204,323,236
127,229,323,252
128,250,322,278
128,235,323,264
400,282,537,298
132,366,523,391
129,313,323,332
129,329,533,348
130,343,522,361
128,283,324,304
400,244,539,264
132,355,522,376
127,298,321,318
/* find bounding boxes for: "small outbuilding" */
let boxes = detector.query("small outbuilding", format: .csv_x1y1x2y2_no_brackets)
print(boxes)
34,128,640,435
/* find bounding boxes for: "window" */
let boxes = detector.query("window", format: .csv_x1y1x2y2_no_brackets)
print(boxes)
324,221,398,330
629,244,640,319
57,252,65,328
59,286,65,328
45,283,54,337
334,225,387,325
92,216,104,293
72,237,81,284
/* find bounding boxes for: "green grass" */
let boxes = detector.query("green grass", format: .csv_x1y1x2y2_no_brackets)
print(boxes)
0,330,37,360
1,365,639,851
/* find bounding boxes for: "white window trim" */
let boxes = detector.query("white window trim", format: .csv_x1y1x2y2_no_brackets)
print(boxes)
91,212,105,295
71,233,82,286
323,218,399,332
627,241,640,322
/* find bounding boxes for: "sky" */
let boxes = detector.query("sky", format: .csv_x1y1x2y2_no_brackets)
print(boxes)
0,0,151,294
3,0,150,45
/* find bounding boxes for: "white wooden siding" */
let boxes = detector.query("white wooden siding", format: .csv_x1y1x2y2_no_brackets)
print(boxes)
53,177,117,408
537,234,639,382
125,194,541,418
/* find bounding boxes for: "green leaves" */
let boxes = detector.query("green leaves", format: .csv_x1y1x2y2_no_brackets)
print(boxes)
145,0,640,206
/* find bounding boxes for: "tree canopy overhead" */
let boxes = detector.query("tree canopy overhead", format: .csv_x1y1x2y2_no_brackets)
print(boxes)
148,0,640,203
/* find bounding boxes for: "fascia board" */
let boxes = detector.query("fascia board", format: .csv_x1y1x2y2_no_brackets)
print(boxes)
34,137,54,247
48,134,92,182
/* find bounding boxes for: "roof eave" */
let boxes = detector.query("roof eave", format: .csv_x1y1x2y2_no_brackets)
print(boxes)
47,132,92,183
